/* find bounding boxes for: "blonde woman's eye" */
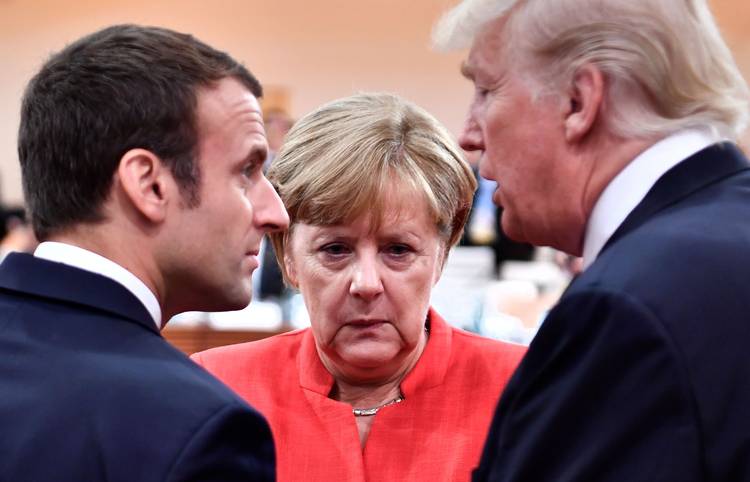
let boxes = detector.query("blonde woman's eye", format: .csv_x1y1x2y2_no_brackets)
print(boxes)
320,243,349,256
387,244,413,256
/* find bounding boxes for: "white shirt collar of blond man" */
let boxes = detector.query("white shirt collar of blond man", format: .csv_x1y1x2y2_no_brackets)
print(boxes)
582,128,724,270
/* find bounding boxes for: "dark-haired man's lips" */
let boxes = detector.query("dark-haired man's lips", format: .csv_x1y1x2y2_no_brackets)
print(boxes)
245,250,260,270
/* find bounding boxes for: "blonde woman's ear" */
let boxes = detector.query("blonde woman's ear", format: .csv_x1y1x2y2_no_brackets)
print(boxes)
284,252,299,288
434,244,449,286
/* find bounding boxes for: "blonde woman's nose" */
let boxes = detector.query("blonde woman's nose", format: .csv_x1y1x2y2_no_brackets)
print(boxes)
349,257,384,300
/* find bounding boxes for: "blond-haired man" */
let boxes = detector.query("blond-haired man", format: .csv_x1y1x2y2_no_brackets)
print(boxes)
435,1,750,480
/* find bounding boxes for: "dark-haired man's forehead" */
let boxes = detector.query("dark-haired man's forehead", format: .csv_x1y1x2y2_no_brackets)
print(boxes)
196,78,263,134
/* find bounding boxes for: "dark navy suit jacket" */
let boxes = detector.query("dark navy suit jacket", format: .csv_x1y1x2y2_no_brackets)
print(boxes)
0,253,275,481
473,143,750,481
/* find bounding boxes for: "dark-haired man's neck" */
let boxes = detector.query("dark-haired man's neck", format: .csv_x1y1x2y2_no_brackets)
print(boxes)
40,226,164,329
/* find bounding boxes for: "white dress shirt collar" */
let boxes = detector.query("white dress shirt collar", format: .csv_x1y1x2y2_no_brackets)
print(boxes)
34,241,162,328
582,128,722,270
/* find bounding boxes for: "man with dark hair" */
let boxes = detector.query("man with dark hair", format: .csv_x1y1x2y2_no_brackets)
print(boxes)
0,24,288,481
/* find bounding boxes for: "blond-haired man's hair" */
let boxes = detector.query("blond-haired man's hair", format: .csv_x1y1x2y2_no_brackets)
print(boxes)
433,0,749,140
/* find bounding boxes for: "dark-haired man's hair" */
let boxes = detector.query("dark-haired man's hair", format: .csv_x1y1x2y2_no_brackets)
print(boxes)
18,24,262,240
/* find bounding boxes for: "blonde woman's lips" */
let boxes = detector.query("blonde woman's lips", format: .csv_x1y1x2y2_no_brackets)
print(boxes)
346,319,389,330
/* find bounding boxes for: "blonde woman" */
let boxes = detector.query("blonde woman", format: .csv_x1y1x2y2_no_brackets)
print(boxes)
193,93,525,482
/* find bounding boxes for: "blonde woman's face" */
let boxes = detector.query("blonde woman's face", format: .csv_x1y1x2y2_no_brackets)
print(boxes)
285,195,444,382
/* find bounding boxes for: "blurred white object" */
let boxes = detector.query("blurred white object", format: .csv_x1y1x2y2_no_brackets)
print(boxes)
479,312,532,345
287,293,311,329
430,246,495,330
208,300,283,331
500,260,569,293
479,280,540,345
168,311,210,327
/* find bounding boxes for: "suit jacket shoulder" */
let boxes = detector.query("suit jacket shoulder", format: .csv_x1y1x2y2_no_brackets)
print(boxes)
474,144,750,482
0,253,275,481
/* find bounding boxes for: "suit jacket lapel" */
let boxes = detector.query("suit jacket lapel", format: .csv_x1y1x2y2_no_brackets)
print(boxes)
0,252,159,334
600,142,750,255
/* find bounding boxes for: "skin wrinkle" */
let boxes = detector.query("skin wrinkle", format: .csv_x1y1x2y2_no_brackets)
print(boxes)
157,78,288,317
460,17,608,254
285,193,443,392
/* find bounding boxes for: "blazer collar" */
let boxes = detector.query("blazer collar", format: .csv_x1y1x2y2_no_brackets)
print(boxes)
601,142,750,255
0,252,159,334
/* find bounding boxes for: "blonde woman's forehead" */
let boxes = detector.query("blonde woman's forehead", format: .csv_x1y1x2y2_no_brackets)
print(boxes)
296,183,437,228
291,198,441,242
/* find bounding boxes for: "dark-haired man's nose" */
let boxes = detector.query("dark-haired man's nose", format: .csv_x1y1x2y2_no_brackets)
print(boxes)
256,177,290,233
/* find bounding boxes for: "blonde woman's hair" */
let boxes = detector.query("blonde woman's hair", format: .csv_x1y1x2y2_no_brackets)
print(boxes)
267,92,477,283
433,0,749,140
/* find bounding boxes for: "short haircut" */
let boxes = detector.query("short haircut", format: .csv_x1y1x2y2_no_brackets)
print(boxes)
18,24,262,240
433,0,749,140
267,92,477,283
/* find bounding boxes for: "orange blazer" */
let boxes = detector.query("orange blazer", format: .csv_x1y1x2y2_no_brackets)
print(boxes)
193,308,525,482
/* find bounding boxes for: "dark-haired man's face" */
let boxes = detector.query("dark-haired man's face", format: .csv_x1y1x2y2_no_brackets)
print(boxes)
163,77,289,312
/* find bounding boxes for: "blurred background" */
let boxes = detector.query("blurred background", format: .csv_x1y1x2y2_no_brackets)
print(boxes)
1,0,749,350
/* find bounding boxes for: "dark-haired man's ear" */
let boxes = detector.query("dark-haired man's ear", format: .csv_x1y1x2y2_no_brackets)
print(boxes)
116,149,171,223
564,63,605,143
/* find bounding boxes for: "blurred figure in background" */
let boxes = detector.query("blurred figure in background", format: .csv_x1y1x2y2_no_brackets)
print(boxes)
258,108,294,303
194,93,526,482
263,108,295,168
0,206,37,261
435,0,750,480
460,149,534,275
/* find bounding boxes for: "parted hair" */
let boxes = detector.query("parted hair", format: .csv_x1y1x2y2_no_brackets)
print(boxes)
433,0,749,140
267,92,477,283
18,24,261,240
